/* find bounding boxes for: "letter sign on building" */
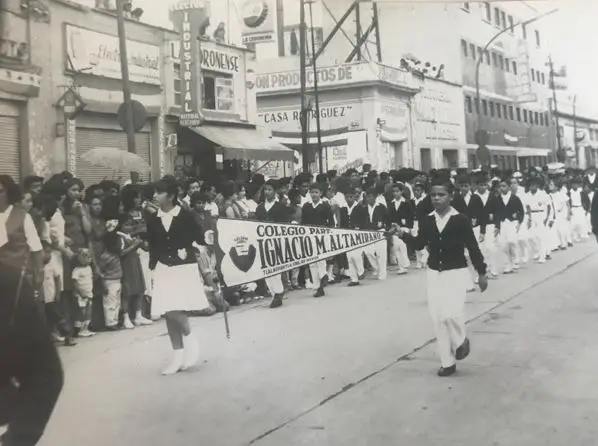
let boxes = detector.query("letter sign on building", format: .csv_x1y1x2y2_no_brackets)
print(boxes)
173,4,205,127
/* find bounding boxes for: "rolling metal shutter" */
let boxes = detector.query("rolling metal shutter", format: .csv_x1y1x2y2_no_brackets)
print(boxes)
0,101,21,182
75,128,151,188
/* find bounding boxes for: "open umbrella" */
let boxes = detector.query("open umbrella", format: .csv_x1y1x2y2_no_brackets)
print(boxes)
81,147,151,174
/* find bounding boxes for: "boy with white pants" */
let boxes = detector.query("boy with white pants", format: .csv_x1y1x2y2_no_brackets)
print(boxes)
363,187,389,281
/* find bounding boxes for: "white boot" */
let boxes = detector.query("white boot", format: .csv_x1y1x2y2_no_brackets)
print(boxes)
181,334,199,370
162,349,184,376
123,314,135,329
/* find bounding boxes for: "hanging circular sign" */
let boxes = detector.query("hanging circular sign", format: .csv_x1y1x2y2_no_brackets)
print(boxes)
117,100,148,133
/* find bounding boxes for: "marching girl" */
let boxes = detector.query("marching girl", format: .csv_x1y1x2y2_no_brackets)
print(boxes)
569,177,587,242
397,175,488,377
146,177,209,376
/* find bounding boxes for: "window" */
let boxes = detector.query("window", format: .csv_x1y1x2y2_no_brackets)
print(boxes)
482,99,488,115
469,43,476,59
497,103,502,118
523,109,528,123
531,69,536,82
516,107,521,121
484,2,491,21
173,63,181,106
494,7,501,26
509,106,514,120
535,30,541,47
512,61,518,74
484,50,490,65
534,111,539,125
522,24,527,39
541,72,545,84
539,113,544,126
489,101,495,117
505,57,510,72
503,104,508,118
492,52,498,66
498,55,504,70
508,15,514,32
461,39,468,56
202,72,234,112
462,2,470,11
544,112,549,126
501,11,507,29
465,96,472,113
477,46,483,60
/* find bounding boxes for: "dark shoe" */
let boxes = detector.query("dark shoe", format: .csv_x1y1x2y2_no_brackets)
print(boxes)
437,365,456,377
320,275,329,288
568,242,574,247
358,273,366,281
313,287,325,298
340,274,351,281
347,282,361,287
63,337,77,347
269,293,283,309
455,338,470,360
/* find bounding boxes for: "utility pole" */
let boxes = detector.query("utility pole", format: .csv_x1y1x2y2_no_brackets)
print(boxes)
116,0,138,182
308,0,323,173
548,55,563,160
573,94,578,167
299,0,309,173
355,1,361,61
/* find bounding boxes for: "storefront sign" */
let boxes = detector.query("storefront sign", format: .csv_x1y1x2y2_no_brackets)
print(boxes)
415,81,465,146
64,25,160,85
241,0,276,44
201,48,240,74
258,105,354,124
216,219,384,287
254,63,414,93
173,6,204,127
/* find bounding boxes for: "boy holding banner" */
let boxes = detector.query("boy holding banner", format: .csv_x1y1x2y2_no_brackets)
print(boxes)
255,180,288,309
302,183,335,298
363,187,390,281
339,189,367,286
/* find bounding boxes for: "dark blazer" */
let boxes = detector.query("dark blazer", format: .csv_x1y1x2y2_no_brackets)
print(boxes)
301,201,335,227
582,190,592,212
414,195,433,224
146,206,204,270
363,203,389,231
255,200,288,223
494,193,525,229
584,175,598,192
475,192,496,235
339,204,367,229
590,193,598,235
403,210,487,275
389,199,415,229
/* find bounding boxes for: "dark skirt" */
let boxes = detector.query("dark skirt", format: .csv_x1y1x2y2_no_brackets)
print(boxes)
121,250,145,298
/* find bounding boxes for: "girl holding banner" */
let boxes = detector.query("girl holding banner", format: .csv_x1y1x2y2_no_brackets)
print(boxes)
146,177,209,376
397,175,488,377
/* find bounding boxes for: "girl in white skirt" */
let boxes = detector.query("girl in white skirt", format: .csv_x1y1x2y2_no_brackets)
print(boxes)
146,177,210,376
398,175,488,377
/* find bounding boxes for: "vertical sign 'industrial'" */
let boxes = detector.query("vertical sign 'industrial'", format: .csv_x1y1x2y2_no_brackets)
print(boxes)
172,1,207,127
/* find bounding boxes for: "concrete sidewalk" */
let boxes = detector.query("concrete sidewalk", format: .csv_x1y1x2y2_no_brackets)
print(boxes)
40,240,597,446
253,245,598,446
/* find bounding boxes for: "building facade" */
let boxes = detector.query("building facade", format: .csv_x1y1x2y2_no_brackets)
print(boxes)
254,61,420,175
555,101,598,170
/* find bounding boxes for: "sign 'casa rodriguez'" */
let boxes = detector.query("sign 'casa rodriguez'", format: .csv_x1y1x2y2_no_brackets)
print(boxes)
216,219,384,287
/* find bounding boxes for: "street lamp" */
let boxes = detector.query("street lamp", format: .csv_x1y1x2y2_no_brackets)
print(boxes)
474,8,559,157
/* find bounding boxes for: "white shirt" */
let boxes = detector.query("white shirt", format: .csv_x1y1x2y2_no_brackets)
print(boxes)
300,194,312,206
414,194,426,206
528,190,549,212
432,207,459,233
157,205,181,232
463,191,472,206
501,192,511,206
332,191,347,209
588,173,596,184
476,191,489,206
0,205,42,252
367,204,376,222
375,195,387,207
570,189,582,207
264,199,277,213
206,202,219,218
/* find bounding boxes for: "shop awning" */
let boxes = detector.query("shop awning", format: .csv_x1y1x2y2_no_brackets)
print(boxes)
190,125,295,162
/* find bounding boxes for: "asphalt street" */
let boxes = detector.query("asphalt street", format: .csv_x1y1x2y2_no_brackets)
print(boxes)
39,239,598,446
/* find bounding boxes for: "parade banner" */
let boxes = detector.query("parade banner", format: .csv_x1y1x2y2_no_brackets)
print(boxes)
215,219,385,287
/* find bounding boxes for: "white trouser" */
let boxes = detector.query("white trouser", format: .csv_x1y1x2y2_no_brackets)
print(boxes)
427,268,468,368
517,216,531,263
265,274,284,295
391,235,410,269
346,247,364,282
554,212,569,248
412,223,428,267
570,207,586,241
529,212,549,260
308,260,327,288
482,226,499,275
499,220,519,271
364,239,388,280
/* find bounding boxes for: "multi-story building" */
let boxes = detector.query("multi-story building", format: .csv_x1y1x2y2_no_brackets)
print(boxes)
554,99,598,170
320,0,557,170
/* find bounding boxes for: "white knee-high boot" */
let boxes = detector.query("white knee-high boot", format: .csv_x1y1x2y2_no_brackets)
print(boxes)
182,333,200,370
162,349,185,376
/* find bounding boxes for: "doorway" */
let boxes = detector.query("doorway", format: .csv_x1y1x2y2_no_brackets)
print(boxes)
442,149,459,169
420,148,432,173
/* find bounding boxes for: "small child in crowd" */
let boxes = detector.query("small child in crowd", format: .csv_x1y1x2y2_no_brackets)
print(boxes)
99,226,123,330
72,248,95,337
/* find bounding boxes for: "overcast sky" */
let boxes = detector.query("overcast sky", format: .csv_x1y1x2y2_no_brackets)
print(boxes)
136,0,597,116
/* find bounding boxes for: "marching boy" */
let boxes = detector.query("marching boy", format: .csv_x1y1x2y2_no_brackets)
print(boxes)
363,187,389,281
302,183,335,298
339,188,367,286
494,177,525,274
389,182,413,275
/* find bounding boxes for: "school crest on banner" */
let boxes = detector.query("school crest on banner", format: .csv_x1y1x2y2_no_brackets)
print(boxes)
215,219,384,287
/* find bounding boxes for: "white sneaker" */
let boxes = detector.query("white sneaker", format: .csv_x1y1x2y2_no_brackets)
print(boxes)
181,334,200,370
397,268,407,275
135,313,153,326
123,316,135,330
162,350,184,376
78,329,96,337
